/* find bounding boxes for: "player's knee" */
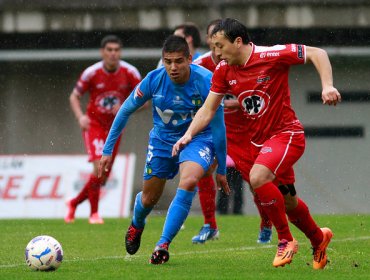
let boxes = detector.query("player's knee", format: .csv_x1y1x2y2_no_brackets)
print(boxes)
249,169,274,189
178,176,199,191
141,192,159,208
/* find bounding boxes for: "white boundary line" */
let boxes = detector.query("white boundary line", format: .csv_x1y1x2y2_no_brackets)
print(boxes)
1,236,369,269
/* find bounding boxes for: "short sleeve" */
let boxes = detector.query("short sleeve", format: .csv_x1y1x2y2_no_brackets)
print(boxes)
210,61,229,95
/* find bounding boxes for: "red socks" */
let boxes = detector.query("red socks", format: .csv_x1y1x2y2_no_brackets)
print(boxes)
87,175,102,215
72,174,102,215
253,195,272,229
286,198,323,247
198,175,217,229
254,182,292,241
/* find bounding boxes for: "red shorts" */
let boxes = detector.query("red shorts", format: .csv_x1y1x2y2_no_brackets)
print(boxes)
253,132,305,184
229,132,305,185
83,124,122,162
227,134,253,183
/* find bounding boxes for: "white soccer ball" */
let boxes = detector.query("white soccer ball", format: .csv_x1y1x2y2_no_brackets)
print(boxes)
25,235,63,271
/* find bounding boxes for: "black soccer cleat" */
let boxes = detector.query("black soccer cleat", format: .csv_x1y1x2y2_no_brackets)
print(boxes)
149,243,170,265
125,223,144,255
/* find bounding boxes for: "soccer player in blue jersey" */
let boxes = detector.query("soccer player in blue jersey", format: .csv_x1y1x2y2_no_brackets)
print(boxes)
99,35,230,265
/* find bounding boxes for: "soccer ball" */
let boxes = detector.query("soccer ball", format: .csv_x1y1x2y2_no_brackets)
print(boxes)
25,235,63,271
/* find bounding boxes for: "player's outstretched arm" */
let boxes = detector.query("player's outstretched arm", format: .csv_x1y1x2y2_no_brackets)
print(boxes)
305,46,341,106
172,93,224,156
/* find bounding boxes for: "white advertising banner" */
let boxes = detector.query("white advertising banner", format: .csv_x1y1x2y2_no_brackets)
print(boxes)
0,154,136,218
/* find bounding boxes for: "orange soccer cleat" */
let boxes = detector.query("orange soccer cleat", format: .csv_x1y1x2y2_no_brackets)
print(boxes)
273,238,298,267
313,227,333,269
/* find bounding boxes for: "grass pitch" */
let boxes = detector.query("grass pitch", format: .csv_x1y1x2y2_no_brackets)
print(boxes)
0,214,369,279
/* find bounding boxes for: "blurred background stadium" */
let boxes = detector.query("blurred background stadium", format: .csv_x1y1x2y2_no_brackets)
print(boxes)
0,0,369,217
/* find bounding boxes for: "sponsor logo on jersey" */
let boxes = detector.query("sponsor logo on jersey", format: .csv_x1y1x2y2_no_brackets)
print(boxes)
97,83,105,89
237,90,270,119
173,95,184,105
229,80,237,85
155,107,196,126
257,75,270,84
260,52,280,59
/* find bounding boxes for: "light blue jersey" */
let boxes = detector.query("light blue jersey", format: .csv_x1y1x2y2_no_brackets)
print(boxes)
103,64,226,176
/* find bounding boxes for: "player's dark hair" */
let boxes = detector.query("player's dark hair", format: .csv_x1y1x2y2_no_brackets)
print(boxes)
174,22,201,48
162,35,190,58
100,35,122,48
211,18,251,44
206,19,222,35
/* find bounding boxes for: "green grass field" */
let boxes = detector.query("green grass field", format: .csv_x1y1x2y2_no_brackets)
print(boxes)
0,214,369,279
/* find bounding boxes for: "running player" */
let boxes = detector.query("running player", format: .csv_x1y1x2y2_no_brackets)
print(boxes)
192,19,272,244
66,35,141,224
99,35,229,264
173,18,340,269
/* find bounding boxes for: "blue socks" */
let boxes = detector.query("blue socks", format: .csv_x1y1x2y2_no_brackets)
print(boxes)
157,188,196,246
132,192,152,229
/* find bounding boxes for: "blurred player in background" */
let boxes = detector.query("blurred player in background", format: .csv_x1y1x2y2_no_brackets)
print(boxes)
99,35,229,264
174,18,340,269
65,35,141,224
193,19,273,244
157,22,202,68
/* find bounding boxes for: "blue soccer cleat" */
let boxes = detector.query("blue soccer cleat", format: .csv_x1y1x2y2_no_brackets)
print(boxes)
192,224,220,244
257,227,273,244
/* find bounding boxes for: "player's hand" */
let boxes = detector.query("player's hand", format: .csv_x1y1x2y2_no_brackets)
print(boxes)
322,86,341,106
172,134,192,156
79,115,90,130
98,155,113,178
216,174,230,195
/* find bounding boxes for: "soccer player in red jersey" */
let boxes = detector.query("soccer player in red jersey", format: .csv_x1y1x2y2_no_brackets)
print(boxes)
174,18,340,269
193,19,272,244
66,35,141,224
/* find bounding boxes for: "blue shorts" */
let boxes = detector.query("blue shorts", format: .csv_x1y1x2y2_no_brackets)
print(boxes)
143,136,215,180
